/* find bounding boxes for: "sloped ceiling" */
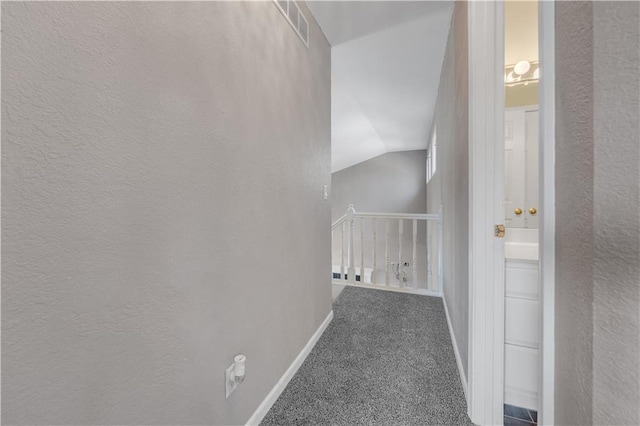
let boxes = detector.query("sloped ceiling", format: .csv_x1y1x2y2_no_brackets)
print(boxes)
306,1,453,172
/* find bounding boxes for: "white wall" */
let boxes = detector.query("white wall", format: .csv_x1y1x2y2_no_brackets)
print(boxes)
425,2,469,380
324,4,453,173
555,2,640,424
1,2,331,424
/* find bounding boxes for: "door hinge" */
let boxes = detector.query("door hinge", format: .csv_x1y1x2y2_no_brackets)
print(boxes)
495,224,505,238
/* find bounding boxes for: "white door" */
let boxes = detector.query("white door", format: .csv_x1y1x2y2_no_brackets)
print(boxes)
505,110,526,228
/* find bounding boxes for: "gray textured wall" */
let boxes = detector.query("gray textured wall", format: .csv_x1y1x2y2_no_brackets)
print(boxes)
592,3,640,423
426,1,469,380
331,150,427,221
555,2,640,424
330,150,429,295
554,3,594,423
1,2,331,424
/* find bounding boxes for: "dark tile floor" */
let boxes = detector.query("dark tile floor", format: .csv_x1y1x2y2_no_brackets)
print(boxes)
504,404,537,425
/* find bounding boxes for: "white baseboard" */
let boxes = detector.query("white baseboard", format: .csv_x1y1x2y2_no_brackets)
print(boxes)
505,385,538,411
442,294,468,401
331,280,441,297
246,310,334,426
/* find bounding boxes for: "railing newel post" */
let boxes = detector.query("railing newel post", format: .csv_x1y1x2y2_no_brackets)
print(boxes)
371,218,377,284
359,218,365,283
398,219,404,288
412,219,418,289
438,205,444,296
347,204,356,284
385,219,390,287
341,222,346,281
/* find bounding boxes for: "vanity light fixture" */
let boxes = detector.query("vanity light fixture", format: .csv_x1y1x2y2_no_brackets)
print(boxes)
513,60,531,76
505,71,519,83
505,60,539,87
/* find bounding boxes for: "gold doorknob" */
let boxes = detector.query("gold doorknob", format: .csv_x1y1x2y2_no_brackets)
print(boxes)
514,208,523,216
529,207,538,215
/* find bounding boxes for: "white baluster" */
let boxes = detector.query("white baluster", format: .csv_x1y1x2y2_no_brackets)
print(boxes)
347,204,356,284
413,219,418,289
427,231,433,290
385,219,390,286
438,206,444,295
398,219,403,287
371,218,377,284
340,222,345,280
360,218,365,284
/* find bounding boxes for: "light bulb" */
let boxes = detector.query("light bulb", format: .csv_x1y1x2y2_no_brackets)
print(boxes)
514,60,531,76
506,71,518,83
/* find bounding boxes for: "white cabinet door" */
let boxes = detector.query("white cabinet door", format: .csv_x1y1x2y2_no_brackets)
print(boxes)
505,110,526,228
524,111,539,229
505,297,539,348
505,344,539,410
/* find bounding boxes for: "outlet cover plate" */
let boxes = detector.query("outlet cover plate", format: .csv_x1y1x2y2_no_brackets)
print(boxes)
225,363,238,398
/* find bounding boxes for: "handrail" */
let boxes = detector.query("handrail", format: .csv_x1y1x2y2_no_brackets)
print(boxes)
333,212,438,230
331,213,348,230
354,212,440,221
330,204,444,296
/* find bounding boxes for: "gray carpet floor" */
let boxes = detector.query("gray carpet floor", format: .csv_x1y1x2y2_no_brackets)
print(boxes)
261,286,473,425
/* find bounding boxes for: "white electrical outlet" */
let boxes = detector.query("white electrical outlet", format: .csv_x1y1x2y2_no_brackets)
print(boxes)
225,363,238,398
225,354,246,399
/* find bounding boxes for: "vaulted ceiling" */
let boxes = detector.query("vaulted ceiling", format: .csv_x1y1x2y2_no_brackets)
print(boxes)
306,1,453,172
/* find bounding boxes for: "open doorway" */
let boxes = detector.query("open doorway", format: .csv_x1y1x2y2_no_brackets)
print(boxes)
467,1,555,425
503,2,540,424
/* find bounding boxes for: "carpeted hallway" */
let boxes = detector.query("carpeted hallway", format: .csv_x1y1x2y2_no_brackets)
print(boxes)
261,286,472,425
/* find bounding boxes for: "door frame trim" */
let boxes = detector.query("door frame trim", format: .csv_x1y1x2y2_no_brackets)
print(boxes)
467,1,505,424
538,1,556,424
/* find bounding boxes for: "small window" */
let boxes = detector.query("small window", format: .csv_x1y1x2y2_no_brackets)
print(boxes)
277,0,288,14
273,0,309,47
288,2,299,28
426,128,437,184
298,12,308,43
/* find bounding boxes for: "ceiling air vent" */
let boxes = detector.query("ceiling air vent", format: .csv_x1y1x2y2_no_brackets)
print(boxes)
273,0,309,47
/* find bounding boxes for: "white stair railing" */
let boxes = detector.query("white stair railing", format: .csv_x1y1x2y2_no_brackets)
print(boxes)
331,204,443,296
